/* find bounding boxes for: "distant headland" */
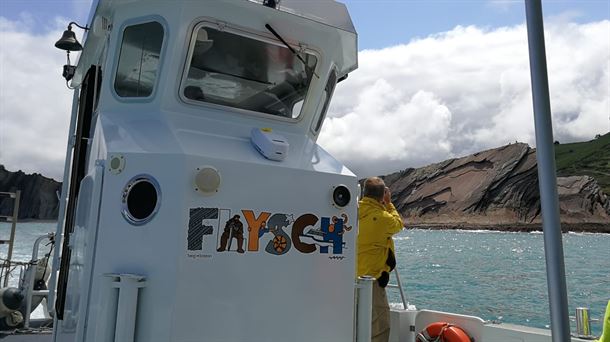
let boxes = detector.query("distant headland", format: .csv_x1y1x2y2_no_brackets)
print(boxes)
1,134,609,232
376,133,610,233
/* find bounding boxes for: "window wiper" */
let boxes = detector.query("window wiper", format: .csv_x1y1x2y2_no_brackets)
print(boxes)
265,24,319,79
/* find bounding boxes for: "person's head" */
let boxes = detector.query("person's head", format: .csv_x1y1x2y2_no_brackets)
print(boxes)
233,215,240,220
363,177,385,202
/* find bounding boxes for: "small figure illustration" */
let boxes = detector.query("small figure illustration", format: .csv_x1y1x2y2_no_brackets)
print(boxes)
258,221,269,237
217,215,245,253
263,214,293,255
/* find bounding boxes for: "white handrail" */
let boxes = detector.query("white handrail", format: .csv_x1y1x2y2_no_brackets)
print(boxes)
24,233,54,329
386,268,409,310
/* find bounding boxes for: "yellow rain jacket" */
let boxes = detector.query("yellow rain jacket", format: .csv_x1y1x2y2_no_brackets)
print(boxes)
599,300,610,342
357,197,404,279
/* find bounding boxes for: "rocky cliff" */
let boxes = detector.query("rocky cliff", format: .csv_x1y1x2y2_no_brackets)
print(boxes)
381,143,610,226
0,165,61,220
2,142,609,226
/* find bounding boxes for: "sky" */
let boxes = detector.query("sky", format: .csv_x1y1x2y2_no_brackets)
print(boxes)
0,0,609,180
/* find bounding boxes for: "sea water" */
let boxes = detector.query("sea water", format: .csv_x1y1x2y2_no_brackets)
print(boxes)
1,222,608,335
392,229,610,335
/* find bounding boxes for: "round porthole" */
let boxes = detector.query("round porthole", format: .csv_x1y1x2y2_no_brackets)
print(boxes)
121,175,161,225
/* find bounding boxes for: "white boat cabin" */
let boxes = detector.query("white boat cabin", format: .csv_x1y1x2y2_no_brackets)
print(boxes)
51,0,360,341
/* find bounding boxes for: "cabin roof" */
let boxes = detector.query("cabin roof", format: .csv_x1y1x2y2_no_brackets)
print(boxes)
86,0,356,34
264,0,356,34
71,0,357,86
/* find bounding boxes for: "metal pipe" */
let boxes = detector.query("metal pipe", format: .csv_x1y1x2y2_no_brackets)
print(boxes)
393,269,409,310
0,190,21,287
575,307,592,337
356,276,374,342
4,190,20,287
24,234,53,329
524,1,571,341
48,88,80,314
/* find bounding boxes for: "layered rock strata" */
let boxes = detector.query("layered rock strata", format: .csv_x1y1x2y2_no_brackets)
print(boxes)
380,143,610,226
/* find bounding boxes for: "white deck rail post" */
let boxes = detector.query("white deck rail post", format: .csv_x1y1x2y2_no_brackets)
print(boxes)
356,276,374,342
110,274,147,342
524,1,571,341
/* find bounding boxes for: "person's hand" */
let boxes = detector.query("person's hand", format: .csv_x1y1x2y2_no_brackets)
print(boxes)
383,187,392,206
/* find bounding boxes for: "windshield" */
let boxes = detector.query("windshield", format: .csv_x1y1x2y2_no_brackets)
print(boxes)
182,26,318,118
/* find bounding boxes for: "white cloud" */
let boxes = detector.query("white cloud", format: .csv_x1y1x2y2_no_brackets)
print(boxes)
320,20,610,177
0,15,608,181
0,17,73,180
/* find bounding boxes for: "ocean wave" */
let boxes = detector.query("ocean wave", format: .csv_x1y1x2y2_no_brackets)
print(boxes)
393,236,411,241
453,229,523,234
454,229,496,234
567,231,607,236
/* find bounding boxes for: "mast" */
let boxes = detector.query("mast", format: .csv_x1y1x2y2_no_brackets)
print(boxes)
524,1,571,341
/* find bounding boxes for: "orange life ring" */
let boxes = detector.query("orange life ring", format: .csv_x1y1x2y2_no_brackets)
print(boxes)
416,321,472,342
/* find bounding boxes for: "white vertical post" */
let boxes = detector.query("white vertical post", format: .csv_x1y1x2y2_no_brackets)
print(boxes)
356,276,374,342
95,274,120,342
111,274,146,342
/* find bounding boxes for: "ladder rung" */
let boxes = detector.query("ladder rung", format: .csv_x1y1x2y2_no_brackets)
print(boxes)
0,240,10,244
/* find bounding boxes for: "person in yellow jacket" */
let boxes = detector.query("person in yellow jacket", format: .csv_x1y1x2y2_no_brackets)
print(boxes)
358,177,404,342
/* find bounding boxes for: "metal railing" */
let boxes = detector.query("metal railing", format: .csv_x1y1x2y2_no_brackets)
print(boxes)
23,233,54,329
571,307,601,340
0,190,21,287
386,268,410,310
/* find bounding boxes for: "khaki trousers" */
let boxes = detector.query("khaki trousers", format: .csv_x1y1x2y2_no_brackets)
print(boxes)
372,281,390,342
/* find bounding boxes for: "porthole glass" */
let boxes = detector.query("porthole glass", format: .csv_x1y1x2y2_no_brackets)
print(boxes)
121,175,161,225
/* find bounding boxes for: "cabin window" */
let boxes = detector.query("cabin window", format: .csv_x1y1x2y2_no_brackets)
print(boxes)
314,70,337,132
182,26,318,118
114,22,164,97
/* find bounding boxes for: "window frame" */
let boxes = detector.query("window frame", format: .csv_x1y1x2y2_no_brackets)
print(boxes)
111,17,168,102
179,21,322,123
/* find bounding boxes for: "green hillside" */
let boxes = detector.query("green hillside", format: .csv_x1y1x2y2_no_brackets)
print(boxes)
555,132,610,194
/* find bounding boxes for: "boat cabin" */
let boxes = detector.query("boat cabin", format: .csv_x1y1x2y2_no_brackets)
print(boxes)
50,1,360,341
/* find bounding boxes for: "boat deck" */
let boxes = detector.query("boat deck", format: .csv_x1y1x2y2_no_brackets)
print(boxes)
0,332,52,341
